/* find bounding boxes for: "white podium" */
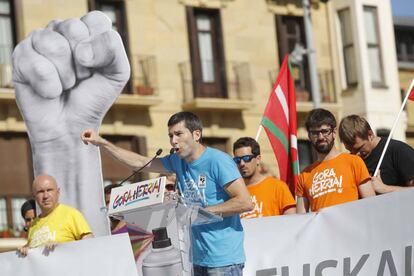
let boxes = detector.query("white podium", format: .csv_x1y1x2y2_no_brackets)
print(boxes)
107,177,222,276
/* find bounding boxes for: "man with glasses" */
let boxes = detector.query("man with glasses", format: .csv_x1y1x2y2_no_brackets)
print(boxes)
339,114,414,193
233,137,296,218
296,109,375,213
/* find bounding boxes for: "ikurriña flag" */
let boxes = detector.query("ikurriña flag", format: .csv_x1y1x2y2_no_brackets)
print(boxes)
261,54,299,195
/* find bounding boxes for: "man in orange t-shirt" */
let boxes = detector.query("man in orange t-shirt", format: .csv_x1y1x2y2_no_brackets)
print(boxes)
233,137,296,218
296,109,376,213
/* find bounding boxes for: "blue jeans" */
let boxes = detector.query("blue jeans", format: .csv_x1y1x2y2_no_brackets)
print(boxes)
193,264,244,276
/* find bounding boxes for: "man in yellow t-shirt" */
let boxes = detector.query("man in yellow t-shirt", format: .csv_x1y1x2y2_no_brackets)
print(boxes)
18,174,93,256
233,137,296,218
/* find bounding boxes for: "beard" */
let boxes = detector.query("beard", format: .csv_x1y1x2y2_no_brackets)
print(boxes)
312,139,335,154
241,170,254,179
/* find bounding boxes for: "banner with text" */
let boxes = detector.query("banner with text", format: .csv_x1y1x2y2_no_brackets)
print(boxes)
242,189,414,276
1,190,413,276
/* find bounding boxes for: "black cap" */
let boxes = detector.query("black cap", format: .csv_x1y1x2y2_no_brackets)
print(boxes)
152,227,171,249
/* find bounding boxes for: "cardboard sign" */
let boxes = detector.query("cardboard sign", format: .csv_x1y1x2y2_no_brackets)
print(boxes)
107,177,166,215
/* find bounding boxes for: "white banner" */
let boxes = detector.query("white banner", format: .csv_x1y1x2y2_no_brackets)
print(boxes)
0,234,138,276
2,190,413,276
242,189,414,276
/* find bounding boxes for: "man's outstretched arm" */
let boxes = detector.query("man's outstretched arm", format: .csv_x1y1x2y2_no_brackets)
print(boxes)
81,129,166,172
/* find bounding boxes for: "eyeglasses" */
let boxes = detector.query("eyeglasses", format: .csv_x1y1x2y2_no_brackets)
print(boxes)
233,155,256,164
308,128,333,138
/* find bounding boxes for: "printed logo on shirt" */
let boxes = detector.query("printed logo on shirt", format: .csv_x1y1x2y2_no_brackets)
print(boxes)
308,168,343,199
182,178,205,206
240,195,263,219
198,175,206,188
29,225,56,248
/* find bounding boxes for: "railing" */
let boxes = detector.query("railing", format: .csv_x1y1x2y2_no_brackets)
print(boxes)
228,61,253,101
131,55,157,96
319,69,336,103
0,63,13,89
0,44,13,89
268,68,336,103
266,0,320,5
178,61,253,103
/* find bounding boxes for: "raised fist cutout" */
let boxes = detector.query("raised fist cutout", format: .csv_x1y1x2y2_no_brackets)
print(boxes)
12,11,131,236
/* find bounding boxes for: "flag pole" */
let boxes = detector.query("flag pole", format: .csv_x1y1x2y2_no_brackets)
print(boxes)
373,78,414,177
255,125,263,141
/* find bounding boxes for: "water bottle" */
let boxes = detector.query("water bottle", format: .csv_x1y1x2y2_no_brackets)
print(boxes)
142,227,183,276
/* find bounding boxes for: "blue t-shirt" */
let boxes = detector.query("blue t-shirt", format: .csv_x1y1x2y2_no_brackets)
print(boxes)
161,147,245,267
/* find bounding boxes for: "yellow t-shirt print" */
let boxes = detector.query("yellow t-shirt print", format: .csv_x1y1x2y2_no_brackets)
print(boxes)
28,204,91,248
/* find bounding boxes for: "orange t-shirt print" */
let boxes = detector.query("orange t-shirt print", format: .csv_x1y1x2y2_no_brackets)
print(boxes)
240,177,296,219
296,153,370,212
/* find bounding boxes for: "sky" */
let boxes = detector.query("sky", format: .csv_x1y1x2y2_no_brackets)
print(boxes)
391,0,414,16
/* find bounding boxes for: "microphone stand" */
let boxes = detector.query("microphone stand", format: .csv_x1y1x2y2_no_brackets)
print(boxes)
118,148,163,185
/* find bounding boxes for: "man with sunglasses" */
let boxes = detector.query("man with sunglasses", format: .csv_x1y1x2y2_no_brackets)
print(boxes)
339,115,414,193
81,111,253,276
296,109,375,213
233,137,296,218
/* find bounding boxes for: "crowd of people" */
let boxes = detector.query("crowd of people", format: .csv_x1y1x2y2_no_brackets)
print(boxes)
17,109,414,275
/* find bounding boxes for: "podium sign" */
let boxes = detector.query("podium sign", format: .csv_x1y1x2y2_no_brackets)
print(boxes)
107,176,166,215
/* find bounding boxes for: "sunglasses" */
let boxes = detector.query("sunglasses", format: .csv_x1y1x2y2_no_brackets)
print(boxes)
233,155,256,164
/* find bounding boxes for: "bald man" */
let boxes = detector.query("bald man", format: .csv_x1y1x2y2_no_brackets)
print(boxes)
18,175,93,256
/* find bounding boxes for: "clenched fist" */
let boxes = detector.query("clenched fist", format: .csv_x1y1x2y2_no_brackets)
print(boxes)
12,11,131,236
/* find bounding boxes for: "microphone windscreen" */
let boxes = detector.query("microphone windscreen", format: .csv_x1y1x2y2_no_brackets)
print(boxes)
169,148,175,155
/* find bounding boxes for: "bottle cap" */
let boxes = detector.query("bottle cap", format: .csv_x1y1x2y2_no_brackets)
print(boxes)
152,227,171,248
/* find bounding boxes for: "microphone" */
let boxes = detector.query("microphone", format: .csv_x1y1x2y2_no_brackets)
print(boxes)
169,148,176,154
118,148,163,185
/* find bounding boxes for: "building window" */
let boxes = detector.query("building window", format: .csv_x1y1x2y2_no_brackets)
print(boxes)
0,133,33,236
186,7,227,98
202,137,228,153
338,8,358,87
0,198,7,231
276,15,310,97
0,197,29,237
11,198,26,232
0,0,15,88
363,6,384,87
89,0,131,93
395,27,414,63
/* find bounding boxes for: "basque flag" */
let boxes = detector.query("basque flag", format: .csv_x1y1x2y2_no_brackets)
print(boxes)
261,54,299,194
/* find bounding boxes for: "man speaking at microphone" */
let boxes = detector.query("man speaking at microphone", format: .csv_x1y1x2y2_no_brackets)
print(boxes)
81,111,253,276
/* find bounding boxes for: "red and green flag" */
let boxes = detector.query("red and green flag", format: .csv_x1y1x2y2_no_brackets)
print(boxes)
260,54,299,194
